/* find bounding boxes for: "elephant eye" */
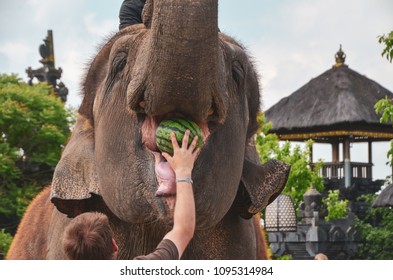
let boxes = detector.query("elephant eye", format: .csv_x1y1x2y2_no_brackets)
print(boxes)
232,60,244,87
112,52,127,73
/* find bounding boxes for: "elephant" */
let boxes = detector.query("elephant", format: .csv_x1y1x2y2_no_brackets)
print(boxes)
7,0,290,259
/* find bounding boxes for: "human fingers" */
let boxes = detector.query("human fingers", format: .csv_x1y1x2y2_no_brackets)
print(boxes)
170,132,179,150
161,152,172,162
181,130,190,149
192,147,201,160
189,135,198,152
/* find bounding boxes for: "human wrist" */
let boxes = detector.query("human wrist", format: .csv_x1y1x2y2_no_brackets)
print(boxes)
176,177,193,184
175,168,192,178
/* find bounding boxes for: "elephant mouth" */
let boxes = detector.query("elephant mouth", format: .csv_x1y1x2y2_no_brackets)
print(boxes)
141,115,210,210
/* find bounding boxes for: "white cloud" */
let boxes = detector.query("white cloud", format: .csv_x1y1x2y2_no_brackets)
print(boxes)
0,41,35,75
245,0,393,111
26,0,86,26
56,46,86,109
84,13,117,38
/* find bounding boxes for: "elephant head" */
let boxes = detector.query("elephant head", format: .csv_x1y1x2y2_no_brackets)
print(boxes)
50,0,289,230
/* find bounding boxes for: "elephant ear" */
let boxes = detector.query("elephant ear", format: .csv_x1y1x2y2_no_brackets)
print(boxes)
50,114,104,218
142,0,153,28
234,146,291,219
50,34,114,217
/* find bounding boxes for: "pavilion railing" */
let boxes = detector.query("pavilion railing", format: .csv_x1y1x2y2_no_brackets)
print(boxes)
315,162,373,180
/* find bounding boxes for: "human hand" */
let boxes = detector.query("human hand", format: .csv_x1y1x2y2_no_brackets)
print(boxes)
161,130,200,178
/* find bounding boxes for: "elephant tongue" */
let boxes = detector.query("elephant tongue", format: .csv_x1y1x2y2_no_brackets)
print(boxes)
155,161,176,196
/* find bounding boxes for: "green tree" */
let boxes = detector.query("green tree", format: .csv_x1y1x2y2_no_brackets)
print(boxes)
323,190,349,221
378,31,393,63
255,113,324,208
374,30,393,169
355,194,393,260
354,31,393,259
375,98,393,169
1,73,74,258
0,73,74,219
0,229,12,259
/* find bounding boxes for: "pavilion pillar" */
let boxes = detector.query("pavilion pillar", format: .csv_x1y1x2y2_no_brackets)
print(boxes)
331,141,340,179
368,140,372,179
344,139,351,188
332,141,339,162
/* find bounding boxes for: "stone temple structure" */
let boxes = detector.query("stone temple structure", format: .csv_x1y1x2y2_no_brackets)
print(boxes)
267,187,360,259
264,46,393,259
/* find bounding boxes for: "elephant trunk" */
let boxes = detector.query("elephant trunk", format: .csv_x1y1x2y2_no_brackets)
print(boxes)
129,0,226,122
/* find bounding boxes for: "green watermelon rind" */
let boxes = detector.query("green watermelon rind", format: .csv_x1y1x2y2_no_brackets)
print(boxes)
156,118,204,154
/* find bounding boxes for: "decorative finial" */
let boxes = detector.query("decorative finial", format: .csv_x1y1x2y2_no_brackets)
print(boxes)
334,44,346,67
26,30,68,102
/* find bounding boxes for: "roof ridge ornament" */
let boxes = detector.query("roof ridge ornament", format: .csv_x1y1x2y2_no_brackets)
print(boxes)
334,44,347,68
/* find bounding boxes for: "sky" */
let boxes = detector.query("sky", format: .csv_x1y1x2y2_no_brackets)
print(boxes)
1,0,392,182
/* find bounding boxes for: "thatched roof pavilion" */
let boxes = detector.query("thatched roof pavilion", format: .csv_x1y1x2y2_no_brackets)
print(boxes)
372,184,393,208
265,46,393,187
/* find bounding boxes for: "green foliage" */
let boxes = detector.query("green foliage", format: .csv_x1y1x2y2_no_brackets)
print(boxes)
374,99,393,169
0,74,72,166
273,254,293,260
0,73,74,217
375,97,393,124
378,31,393,63
322,190,349,221
255,113,324,207
355,194,393,260
359,31,393,259
0,183,40,217
374,30,393,170
0,229,13,259
387,140,393,169
255,113,281,163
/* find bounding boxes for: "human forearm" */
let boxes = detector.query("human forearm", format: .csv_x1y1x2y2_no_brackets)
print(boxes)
174,170,195,236
161,131,199,257
163,179,195,258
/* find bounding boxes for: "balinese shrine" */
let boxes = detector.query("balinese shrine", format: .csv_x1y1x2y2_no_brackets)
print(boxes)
264,46,393,259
